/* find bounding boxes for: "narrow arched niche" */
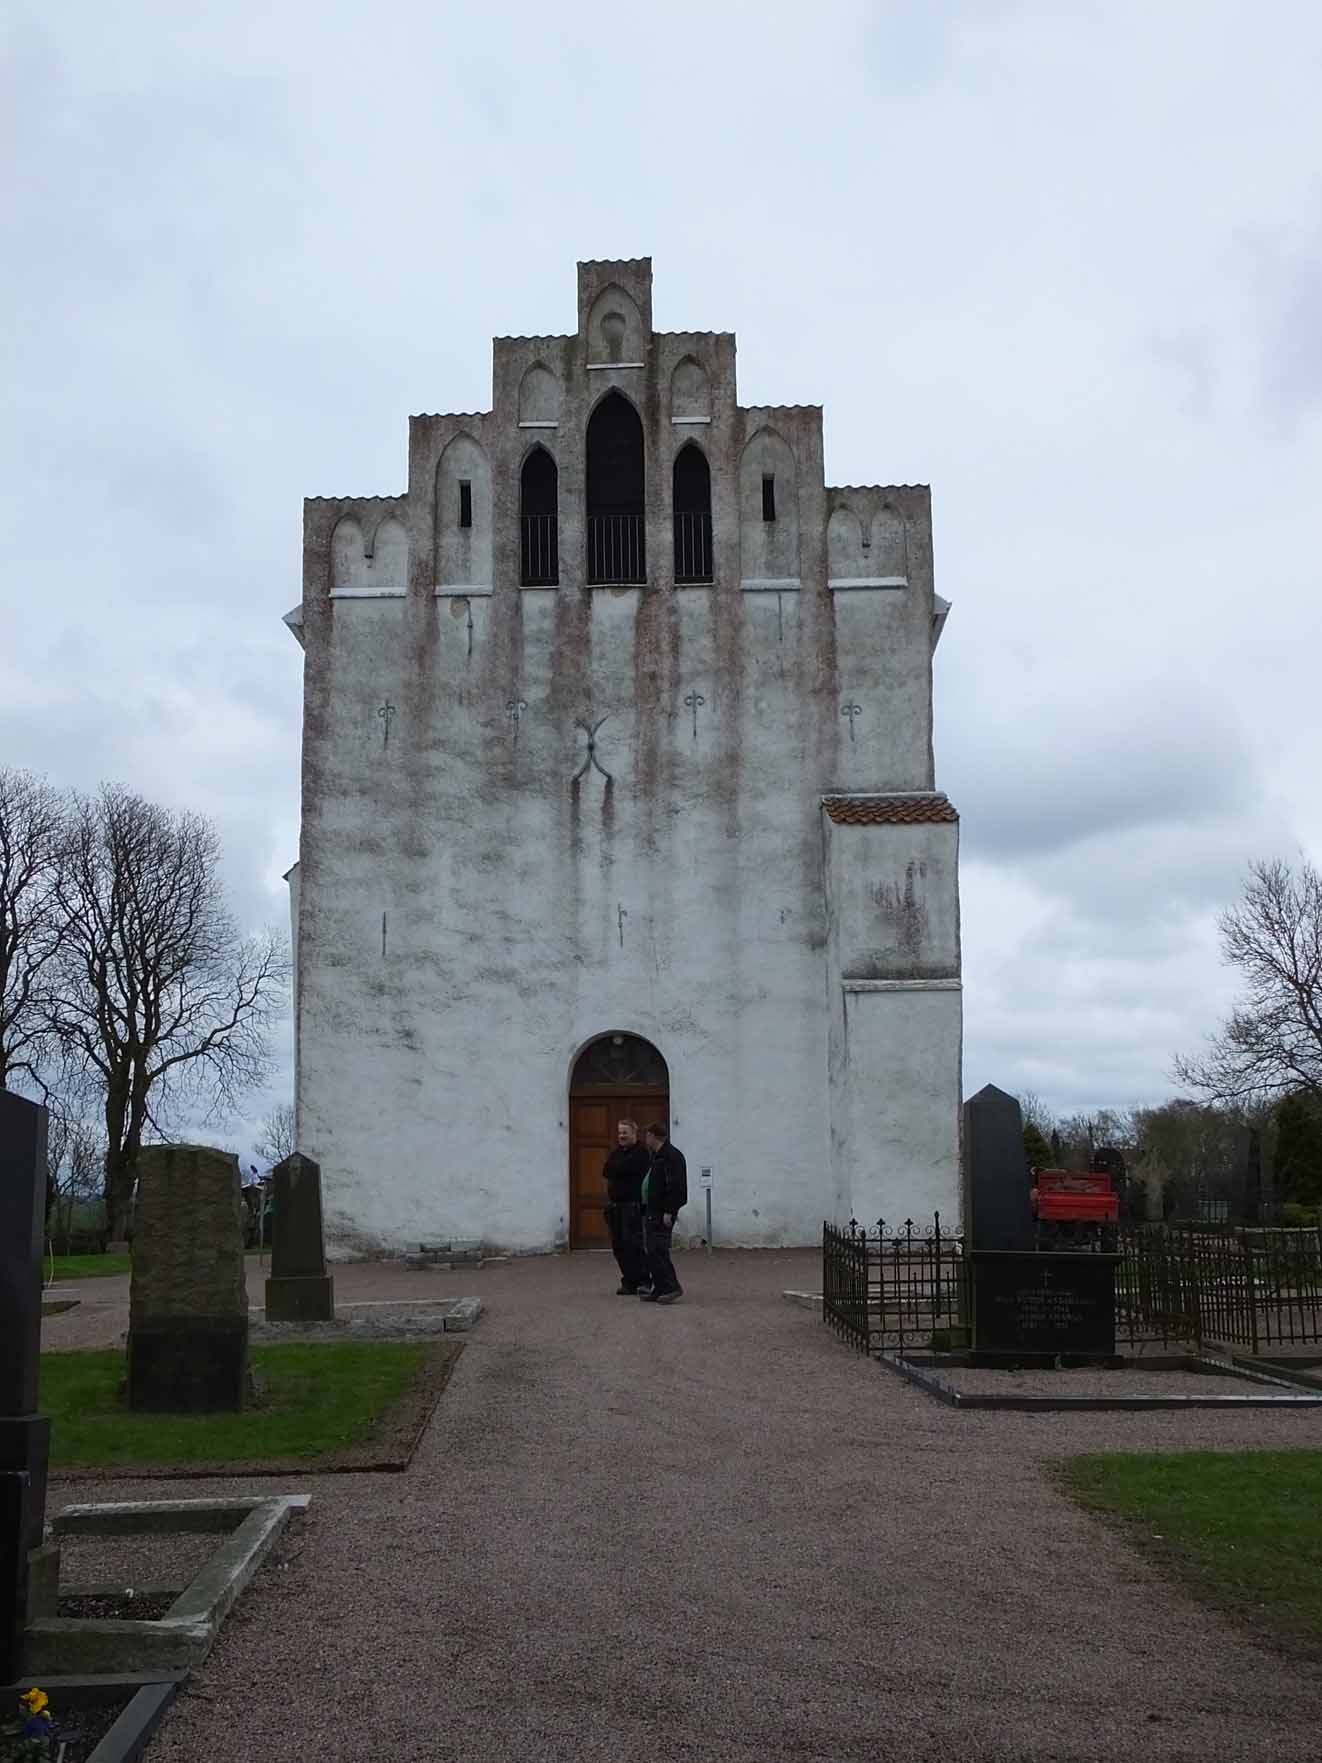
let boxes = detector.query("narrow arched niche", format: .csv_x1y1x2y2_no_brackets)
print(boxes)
518,363,561,425
670,356,711,422
331,516,366,593
587,285,645,364
370,518,409,592
827,507,867,580
435,434,492,590
739,429,799,584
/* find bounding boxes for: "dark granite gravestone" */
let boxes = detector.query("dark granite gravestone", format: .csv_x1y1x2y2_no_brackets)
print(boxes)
970,1251,1120,1360
0,1088,50,1685
1236,1125,1264,1224
265,1153,335,1322
963,1084,1033,1252
127,1144,249,1412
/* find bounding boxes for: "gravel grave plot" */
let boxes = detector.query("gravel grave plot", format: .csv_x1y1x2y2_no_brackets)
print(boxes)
48,1249,1322,1763
57,1527,220,1589
930,1365,1311,1399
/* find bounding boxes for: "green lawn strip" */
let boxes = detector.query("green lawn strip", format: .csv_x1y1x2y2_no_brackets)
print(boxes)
1059,1449,1322,1650
41,1341,429,1467
47,1254,132,1281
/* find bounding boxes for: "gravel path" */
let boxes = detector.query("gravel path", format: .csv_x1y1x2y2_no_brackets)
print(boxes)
45,1250,1322,1762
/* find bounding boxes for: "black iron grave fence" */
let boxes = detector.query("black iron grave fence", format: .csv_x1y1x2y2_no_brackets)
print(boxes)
823,1217,1322,1358
822,1215,966,1355
1118,1223,1322,1353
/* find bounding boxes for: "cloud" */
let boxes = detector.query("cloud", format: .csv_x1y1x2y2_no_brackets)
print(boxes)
4,0,1321,1154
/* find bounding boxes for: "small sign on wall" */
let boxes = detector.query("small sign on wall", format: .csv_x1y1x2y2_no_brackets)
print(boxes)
699,1166,713,1189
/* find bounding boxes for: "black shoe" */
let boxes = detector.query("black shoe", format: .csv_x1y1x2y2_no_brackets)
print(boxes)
655,1290,682,1305
639,1289,659,1302
617,1284,638,1296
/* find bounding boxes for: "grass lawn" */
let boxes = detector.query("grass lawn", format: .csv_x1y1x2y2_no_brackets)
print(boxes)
1060,1450,1322,1651
41,1341,431,1468
49,1248,271,1282
48,1254,132,1281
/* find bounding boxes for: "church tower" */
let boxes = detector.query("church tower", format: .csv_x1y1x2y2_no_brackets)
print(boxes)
284,259,961,1254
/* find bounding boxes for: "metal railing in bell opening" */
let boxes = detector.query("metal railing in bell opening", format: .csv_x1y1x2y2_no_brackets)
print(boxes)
1118,1223,1322,1352
823,1214,966,1355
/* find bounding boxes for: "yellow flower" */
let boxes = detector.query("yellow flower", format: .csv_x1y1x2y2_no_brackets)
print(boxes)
20,1688,48,1714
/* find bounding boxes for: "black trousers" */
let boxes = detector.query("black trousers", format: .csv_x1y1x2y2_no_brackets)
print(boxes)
643,1215,681,1296
605,1201,648,1289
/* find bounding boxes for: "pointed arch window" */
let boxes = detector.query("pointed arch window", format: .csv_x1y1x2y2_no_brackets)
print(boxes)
672,445,712,583
520,447,559,586
586,391,645,584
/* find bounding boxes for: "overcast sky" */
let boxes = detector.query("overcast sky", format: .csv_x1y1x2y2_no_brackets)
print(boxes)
4,1,1320,1157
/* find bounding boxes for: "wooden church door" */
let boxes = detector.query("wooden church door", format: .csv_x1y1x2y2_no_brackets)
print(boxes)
568,1035,669,1249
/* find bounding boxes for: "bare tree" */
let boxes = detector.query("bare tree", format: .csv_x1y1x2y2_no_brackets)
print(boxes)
50,785,290,1238
257,1101,295,1165
1018,1091,1055,1136
1175,858,1322,1105
46,1117,107,1253
0,767,65,1092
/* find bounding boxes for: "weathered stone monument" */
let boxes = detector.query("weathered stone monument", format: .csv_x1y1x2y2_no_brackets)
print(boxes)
265,1152,334,1322
0,1088,49,1683
127,1144,248,1412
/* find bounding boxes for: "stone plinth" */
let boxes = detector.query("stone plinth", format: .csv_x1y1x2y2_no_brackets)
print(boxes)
969,1250,1120,1361
265,1152,334,1323
128,1145,248,1412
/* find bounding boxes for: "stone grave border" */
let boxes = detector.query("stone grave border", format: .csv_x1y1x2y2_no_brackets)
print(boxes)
7,1671,185,1763
24,1494,309,1675
878,1350,1322,1412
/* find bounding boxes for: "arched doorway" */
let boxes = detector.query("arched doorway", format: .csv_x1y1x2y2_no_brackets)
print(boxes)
569,1033,669,1248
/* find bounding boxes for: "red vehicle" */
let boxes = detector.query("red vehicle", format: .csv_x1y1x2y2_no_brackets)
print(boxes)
1030,1164,1121,1250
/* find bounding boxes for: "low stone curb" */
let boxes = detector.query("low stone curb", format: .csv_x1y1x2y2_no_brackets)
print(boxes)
25,1496,310,1674
781,1290,823,1313
879,1351,1322,1411
249,1295,482,1340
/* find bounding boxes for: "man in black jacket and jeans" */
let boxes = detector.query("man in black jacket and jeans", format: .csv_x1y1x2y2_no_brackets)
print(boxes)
640,1124,687,1304
602,1118,650,1295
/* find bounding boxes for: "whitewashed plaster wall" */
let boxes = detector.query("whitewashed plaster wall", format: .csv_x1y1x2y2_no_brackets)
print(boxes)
290,258,961,1254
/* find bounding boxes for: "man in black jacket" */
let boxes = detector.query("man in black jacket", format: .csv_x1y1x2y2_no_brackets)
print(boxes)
640,1123,687,1304
602,1118,650,1295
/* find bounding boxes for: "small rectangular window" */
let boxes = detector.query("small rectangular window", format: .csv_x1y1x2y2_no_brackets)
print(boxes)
459,481,473,529
761,473,776,522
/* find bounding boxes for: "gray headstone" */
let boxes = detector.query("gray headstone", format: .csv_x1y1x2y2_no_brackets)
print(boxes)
265,1152,334,1323
0,1088,51,1681
963,1084,1034,1253
128,1143,249,1411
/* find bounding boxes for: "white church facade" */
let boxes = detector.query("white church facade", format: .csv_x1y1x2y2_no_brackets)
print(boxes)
284,258,962,1256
